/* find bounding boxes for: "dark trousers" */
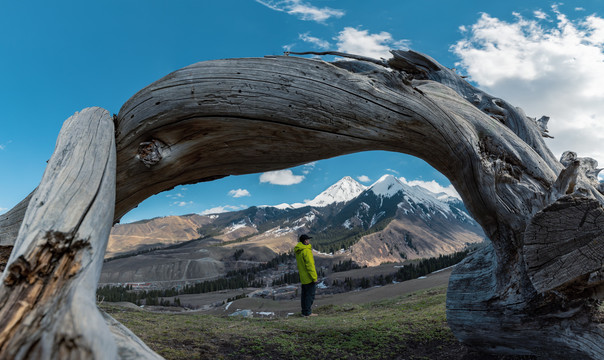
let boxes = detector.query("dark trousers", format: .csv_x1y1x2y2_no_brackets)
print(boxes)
301,282,316,316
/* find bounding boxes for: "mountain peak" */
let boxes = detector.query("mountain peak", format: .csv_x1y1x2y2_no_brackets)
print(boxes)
305,176,367,207
369,174,406,197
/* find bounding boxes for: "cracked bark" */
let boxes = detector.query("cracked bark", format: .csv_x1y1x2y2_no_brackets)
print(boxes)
0,108,160,359
0,50,602,358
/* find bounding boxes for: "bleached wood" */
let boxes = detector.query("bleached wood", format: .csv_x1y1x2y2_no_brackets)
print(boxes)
0,192,32,246
101,311,163,360
524,195,604,293
0,50,602,358
0,107,160,359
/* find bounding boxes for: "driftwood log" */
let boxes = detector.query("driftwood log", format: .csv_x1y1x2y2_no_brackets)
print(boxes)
0,50,603,358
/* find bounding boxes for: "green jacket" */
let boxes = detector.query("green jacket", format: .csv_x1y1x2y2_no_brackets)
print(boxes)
294,241,317,285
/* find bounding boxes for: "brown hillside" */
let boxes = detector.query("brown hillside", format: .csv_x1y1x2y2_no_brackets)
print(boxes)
107,214,215,257
350,217,484,266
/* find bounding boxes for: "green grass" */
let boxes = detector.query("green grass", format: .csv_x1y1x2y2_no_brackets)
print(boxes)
100,287,461,360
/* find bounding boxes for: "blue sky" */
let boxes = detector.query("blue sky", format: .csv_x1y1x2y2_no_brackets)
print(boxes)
1,1,604,222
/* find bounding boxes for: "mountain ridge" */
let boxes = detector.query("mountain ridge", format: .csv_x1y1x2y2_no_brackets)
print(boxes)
102,174,485,283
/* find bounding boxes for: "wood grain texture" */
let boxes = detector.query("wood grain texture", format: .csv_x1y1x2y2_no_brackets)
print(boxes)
0,192,32,246
0,50,602,358
524,195,604,293
0,107,160,359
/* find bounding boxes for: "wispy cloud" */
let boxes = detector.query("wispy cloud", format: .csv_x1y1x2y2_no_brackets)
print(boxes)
0,207,7,214
199,205,247,215
335,27,410,59
357,175,371,183
299,32,330,49
399,177,461,199
255,0,344,23
229,189,251,198
0,140,12,150
452,6,604,166
386,168,399,175
166,193,184,199
260,169,305,185
171,201,193,207
533,10,548,20
302,162,317,175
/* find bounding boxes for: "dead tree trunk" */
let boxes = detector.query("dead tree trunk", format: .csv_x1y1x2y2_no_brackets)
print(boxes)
0,51,602,358
0,108,160,359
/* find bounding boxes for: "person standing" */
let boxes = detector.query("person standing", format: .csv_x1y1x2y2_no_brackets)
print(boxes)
294,234,318,317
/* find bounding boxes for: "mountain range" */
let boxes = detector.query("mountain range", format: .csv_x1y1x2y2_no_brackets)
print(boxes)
100,175,485,284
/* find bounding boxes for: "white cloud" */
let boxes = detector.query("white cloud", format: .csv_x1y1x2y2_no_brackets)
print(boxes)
229,189,251,198
534,10,548,20
399,177,461,199
302,162,317,175
199,205,247,215
357,175,371,183
0,145,4,150
172,201,193,207
335,27,409,59
576,7,585,12
299,32,330,49
260,169,305,185
386,168,399,175
0,207,7,214
452,7,604,167
255,0,344,23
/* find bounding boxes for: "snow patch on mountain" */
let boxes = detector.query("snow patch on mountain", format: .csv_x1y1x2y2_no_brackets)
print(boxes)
271,203,295,210
226,219,251,234
343,219,352,229
291,211,316,228
370,211,386,227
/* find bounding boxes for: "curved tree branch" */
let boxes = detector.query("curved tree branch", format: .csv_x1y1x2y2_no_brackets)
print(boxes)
0,50,602,358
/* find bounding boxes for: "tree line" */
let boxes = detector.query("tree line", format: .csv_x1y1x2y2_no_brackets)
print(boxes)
332,250,470,290
97,252,294,305
271,268,325,286
271,249,470,289
331,259,363,272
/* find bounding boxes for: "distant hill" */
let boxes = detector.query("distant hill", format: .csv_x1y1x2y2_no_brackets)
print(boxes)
101,175,485,283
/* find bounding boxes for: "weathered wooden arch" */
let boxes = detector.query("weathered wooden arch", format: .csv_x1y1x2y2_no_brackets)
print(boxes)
0,50,603,359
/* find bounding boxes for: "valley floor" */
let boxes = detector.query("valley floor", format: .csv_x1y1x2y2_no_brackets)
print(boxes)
101,269,538,360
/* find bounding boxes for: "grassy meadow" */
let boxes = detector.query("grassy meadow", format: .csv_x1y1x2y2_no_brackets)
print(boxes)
101,286,471,360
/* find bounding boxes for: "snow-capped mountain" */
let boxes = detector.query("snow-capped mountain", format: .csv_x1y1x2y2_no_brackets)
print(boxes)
306,176,367,207
369,174,405,197
335,174,472,230
271,176,366,209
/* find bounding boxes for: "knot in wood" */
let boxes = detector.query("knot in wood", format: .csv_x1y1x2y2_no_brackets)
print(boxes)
3,231,89,287
3,255,31,286
136,139,166,168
